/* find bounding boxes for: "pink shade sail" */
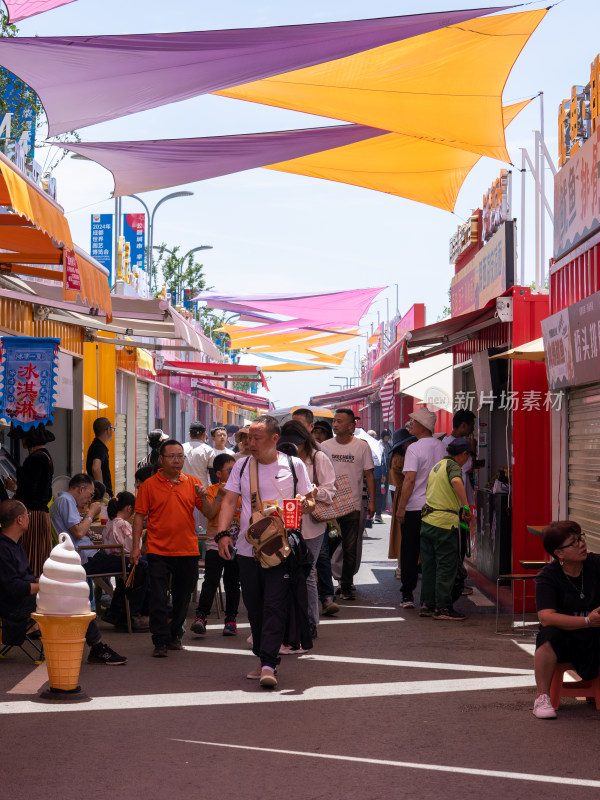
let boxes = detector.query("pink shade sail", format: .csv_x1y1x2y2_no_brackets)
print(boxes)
0,8,506,136
56,124,387,197
4,0,76,23
194,288,385,326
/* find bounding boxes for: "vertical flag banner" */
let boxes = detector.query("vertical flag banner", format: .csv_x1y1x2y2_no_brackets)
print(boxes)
123,213,146,272
63,248,81,291
380,375,395,422
0,337,60,431
91,213,114,277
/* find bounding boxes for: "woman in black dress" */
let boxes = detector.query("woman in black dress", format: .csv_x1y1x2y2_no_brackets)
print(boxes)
533,519,600,718
13,426,55,577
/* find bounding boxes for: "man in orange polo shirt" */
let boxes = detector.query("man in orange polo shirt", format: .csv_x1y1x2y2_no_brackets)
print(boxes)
131,439,205,658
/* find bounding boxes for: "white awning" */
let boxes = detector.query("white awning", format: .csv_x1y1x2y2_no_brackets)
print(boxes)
0,275,222,361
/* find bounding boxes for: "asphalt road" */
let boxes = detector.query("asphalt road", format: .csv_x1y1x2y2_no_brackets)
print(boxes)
1,518,599,800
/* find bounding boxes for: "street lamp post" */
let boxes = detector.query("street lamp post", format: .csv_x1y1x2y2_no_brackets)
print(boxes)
153,244,213,305
128,191,194,289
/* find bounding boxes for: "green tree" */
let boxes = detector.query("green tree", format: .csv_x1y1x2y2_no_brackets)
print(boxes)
153,242,235,349
0,11,80,172
437,283,452,321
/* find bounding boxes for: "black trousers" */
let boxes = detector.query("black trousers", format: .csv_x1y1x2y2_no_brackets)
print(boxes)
330,510,361,592
147,554,199,646
196,549,240,618
400,510,422,596
238,554,290,669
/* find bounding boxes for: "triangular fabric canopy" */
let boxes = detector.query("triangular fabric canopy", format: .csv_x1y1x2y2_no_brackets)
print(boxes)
4,0,76,22
0,8,503,136
266,99,531,212
56,124,387,197
216,9,546,162
54,98,530,212
194,288,384,326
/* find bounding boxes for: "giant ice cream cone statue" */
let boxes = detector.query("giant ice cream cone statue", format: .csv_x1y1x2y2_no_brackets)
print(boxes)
32,533,95,695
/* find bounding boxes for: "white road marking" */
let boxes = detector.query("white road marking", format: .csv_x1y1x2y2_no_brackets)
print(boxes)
204,616,405,631
0,674,536,715
182,645,533,675
171,739,600,789
319,616,405,625
345,605,396,610
6,663,48,695
468,588,494,607
512,640,536,657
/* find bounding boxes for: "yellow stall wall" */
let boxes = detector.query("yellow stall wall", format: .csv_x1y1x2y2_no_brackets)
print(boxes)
83,340,116,485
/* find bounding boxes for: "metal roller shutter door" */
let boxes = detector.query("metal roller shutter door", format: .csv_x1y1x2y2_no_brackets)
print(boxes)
568,384,600,553
136,380,149,466
114,413,127,494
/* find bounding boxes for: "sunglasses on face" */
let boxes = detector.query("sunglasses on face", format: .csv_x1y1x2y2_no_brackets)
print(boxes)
557,534,586,550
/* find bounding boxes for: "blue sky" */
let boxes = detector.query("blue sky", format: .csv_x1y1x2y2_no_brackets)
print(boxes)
16,0,599,406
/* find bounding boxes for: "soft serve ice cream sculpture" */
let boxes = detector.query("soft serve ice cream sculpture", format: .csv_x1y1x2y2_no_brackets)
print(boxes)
37,532,91,615
32,533,96,696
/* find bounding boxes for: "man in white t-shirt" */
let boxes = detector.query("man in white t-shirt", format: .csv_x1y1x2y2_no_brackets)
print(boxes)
183,422,213,487
208,425,235,483
397,407,447,608
183,421,213,530
321,408,375,601
216,415,312,689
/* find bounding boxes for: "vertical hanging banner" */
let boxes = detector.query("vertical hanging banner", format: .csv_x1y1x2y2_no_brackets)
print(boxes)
0,337,60,431
63,248,81,291
123,213,146,272
90,213,114,277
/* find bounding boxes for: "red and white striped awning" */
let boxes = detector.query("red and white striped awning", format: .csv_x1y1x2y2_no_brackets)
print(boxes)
379,375,395,422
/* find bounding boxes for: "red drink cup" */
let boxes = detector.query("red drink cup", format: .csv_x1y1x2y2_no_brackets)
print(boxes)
283,498,302,529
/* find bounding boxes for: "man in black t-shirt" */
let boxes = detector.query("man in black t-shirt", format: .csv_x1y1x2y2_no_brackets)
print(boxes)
86,417,114,497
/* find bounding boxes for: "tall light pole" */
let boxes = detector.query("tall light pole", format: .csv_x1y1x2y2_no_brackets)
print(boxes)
128,191,194,289
153,244,212,304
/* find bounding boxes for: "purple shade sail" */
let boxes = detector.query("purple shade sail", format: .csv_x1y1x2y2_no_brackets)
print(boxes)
56,124,387,196
0,7,506,135
194,288,386,326
4,0,76,23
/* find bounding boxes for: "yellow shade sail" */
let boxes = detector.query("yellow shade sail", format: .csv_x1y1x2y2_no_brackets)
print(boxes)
265,98,530,212
303,350,348,365
216,9,546,162
242,331,360,354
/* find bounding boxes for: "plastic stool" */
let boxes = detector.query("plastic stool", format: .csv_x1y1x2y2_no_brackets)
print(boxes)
549,662,600,710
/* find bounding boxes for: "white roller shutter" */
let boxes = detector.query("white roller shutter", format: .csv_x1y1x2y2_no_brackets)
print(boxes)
114,412,127,494
136,380,149,466
568,384,600,553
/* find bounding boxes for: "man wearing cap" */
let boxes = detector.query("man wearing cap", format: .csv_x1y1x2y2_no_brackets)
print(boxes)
419,438,473,621
396,408,447,608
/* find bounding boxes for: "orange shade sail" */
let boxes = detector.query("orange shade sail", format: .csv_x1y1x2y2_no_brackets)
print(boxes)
216,9,546,163
265,98,531,212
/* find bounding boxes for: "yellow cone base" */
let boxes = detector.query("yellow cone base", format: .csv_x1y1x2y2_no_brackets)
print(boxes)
32,612,95,692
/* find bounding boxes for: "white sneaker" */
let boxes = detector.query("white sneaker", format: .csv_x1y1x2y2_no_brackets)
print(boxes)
394,567,401,580
532,694,557,719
